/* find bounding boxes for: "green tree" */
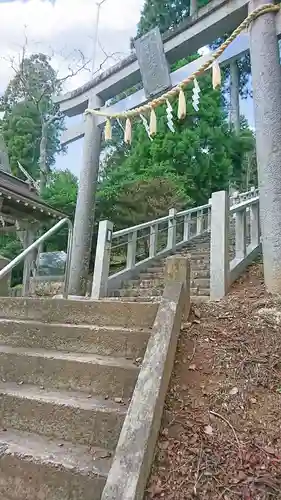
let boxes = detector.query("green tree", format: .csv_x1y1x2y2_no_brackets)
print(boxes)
98,176,187,270
138,0,208,36
41,169,78,252
0,169,78,285
99,60,254,210
42,169,78,218
0,53,65,189
1,100,60,180
98,174,187,228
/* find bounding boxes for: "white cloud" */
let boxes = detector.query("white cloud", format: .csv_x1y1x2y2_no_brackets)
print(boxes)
0,0,144,93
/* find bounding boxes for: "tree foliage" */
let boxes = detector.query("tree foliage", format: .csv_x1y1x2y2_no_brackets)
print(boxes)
1,100,61,179
138,0,208,36
42,169,78,218
99,60,255,216
41,170,78,252
0,53,64,184
98,175,187,229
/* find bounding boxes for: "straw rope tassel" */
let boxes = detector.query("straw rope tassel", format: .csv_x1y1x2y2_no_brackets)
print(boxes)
150,108,157,136
212,61,221,89
124,118,132,144
83,5,280,121
104,119,112,141
177,88,186,120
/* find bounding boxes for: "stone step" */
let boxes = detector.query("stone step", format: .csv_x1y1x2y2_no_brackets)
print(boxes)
190,287,210,296
139,272,163,280
188,252,210,259
123,277,164,288
193,261,210,268
139,278,164,288
0,428,111,499
182,242,210,249
132,288,163,298
103,296,161,303
0,298,157,329
0,382,126,450
146,266,164,274
0,345,139,399
192,269,210,278
109,294,210,304
191,263,209,271
111,288,163,298
139,267,210,281
0,319,150,359
191,295,210,304
147,255,209,274
191,278,210,288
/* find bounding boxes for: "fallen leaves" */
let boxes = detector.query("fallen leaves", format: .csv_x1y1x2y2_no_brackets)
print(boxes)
204,424,213,436
188,363,197,371
145,263,281,500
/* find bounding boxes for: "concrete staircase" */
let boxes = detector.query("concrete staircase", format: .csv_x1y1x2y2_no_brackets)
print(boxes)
109,233,210,303
0,297,158,500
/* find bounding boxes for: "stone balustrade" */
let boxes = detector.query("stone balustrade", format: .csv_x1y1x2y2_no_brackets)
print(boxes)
210,191,261,300
92,189,261,301
91,204,211,299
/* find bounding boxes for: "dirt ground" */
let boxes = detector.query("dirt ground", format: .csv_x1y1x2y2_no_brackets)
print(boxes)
145,262,281,500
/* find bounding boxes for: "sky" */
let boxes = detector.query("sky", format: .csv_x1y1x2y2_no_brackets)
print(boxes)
0,0,144,177
0,0,254,179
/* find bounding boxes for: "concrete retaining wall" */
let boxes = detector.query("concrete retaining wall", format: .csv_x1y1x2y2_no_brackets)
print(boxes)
101,271,187,500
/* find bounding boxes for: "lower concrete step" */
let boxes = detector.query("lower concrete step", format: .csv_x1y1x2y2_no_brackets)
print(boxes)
0,382,126,450
192,269,210,278
191,295,210,304
0,428,111,499
191,263,209,271
139,272,163,280
190,287,210,296
0,298,158,329
0,319,150,359
112,288,163,298
146,266,164,274
0,345,139,399
191,278,210,288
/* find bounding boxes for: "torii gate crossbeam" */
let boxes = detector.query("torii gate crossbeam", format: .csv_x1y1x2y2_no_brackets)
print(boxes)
57,0,281,297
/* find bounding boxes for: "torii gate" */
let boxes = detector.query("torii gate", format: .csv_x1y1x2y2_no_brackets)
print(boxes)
56,0,281,296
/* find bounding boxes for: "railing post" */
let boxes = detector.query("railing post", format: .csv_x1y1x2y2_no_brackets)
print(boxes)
149,224,158,258
190,0,198,16
0,255,11,296
196,209,203,235
167,208,177,250
183,213,191,241
165,255,191,321
207,199,212,231
126,231,137,269
235,209,247,260
91,220,113,299
22,229,35,296
250,202,260,248
210,191,229,300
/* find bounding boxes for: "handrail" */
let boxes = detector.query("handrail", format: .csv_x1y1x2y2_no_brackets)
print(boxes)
177,203,210,217
113,203,211,239
0,217,73,299
230,195,259,213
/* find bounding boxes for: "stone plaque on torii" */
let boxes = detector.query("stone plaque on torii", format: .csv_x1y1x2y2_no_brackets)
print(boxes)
134,27,171,98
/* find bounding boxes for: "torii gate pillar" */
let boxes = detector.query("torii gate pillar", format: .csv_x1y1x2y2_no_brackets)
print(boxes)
68,94,103,295
249,0,281,293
